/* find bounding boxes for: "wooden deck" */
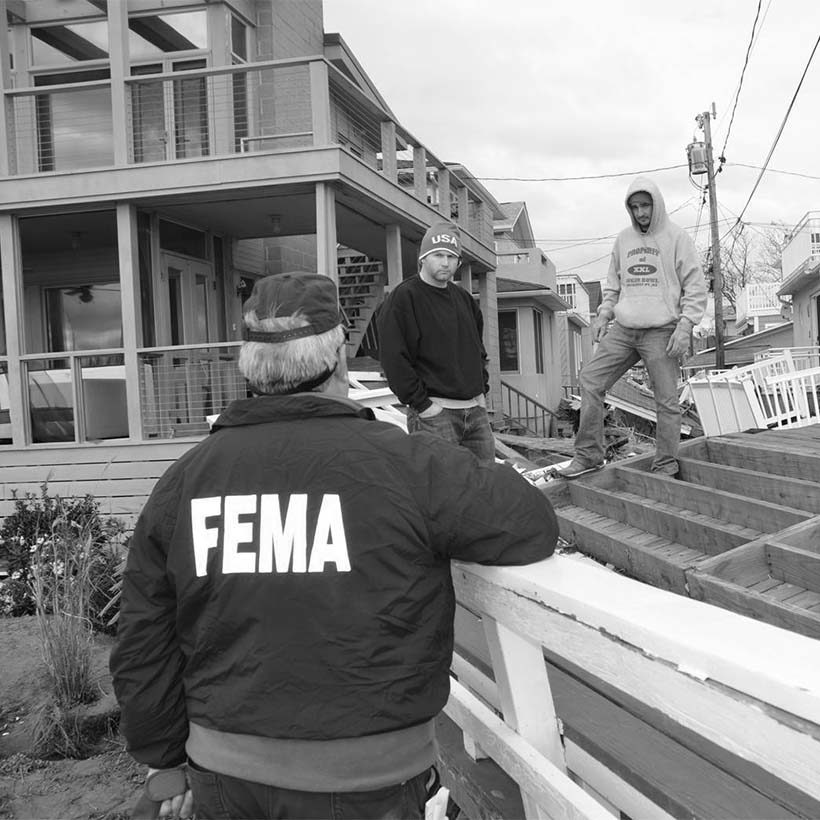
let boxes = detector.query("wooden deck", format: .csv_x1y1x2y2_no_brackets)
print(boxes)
544,423,820,640
0,440,198,529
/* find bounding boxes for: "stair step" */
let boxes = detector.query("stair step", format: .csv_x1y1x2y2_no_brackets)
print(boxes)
611,465,810,533
557,504,711,594
678,457,820,514
567,483,762,556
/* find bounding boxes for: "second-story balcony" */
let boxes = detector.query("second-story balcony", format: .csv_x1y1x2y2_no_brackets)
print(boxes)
0,57,494,248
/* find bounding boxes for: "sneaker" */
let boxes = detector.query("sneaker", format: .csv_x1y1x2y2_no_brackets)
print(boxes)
555,459,604,479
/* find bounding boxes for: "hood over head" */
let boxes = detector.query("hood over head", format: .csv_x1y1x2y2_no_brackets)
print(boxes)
624,176,668,234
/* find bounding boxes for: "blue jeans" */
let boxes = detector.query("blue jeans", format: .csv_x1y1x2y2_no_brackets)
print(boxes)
407,405,495,464
575,322,681,474
187,761,431,820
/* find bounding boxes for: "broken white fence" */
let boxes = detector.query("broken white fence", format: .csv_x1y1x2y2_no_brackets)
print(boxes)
686,350,820,436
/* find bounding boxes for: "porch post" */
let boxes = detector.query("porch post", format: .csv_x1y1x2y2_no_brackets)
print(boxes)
0,0,11,176
380,121,397,182
116,204,144,441
438,165,451,218
459,261,472,294
413,145,427,201
479,269,501,417
315,182,338,283
106,0,130,166
457,185,469,231
385,224,403,290
0,215,26,446
309,60,331,145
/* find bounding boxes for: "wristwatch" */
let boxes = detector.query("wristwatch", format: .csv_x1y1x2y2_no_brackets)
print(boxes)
145,765,188,801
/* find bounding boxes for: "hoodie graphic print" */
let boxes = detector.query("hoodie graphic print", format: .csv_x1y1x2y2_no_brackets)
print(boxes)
599,176,707,330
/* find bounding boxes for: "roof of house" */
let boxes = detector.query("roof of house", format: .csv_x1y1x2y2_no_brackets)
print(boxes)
495,202,525,232
684,322,794,371
495,276,570,311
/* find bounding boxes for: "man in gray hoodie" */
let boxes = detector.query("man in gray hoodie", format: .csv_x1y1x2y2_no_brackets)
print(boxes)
559,177,707,479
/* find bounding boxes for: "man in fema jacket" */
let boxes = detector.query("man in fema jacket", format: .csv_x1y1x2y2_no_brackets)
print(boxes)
111,271,558,820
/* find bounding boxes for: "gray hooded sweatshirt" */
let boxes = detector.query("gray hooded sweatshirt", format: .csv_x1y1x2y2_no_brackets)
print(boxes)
598,176,707,330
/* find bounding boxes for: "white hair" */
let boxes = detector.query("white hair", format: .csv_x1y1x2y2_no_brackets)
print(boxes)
238,310,345,395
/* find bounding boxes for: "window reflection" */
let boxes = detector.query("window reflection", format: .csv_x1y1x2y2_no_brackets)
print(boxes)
129,10,207,58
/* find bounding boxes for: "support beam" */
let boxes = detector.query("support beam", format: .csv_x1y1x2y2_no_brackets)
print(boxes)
457,185,469,230
116,204,144,441
0,0,12,176
384,224,403,290
106,0,130,166
0,215,26,446
309,60,331,145
437,166,451,218
380,121,397,183
315,182,338,282
413,145,427,201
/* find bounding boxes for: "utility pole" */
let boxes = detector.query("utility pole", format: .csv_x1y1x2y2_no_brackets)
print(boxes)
696,106,725,369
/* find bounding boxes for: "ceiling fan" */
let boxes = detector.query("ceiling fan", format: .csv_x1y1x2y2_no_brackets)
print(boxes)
64,285,94,303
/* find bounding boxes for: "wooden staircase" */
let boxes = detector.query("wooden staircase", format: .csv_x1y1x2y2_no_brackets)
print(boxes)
337,250,386,356
545,425,820,639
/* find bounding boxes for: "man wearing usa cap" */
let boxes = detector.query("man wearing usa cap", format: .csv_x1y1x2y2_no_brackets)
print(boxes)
378,221,496,463
111,271,558,819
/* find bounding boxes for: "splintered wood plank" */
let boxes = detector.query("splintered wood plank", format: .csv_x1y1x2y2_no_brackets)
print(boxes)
677,457,820,514
611,465,810,533
747,577,781,594
766,543,820,594
706,437,820,482
568,483,760,556
687,573,820,640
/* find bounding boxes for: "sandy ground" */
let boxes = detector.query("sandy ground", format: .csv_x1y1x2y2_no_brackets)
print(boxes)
0,617,143,820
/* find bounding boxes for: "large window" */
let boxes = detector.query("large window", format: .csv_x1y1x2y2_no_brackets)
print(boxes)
34,70,113,171
31,20,108,66
533,309,544,374
499,310,519,372
129,10,208,59
45,284,123,352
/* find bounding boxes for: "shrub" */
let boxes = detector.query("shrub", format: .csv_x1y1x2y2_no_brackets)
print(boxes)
0,485,126,632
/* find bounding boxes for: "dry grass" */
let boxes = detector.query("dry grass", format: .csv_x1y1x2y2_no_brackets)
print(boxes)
30,522,102,758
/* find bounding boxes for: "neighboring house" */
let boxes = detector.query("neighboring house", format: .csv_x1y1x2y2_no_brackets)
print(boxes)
0,1,500,521
778,211,820,349
493,203,570,433
683,322,795,373
555,273,593,396
735,282,788,336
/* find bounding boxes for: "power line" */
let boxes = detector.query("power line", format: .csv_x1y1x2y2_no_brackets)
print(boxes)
726,162,820,180
719,0,764,165
465,163,688,183
722,31,820,239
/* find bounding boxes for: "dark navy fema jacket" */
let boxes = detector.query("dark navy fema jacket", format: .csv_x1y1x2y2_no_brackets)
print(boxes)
110,393,558,768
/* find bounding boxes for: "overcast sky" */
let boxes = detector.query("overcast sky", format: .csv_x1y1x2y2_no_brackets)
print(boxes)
323,0,820,283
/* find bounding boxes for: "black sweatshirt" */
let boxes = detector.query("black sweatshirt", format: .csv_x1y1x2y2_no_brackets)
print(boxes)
377,276,489,412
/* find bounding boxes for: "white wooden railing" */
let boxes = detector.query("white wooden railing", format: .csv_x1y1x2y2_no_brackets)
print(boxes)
447,554,820,818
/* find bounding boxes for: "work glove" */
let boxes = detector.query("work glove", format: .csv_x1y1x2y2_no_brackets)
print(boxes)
666,320,691,360
592,313,610,343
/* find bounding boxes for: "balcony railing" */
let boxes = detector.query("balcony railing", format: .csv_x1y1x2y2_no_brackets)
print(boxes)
138,343,246,440
3,57,493,245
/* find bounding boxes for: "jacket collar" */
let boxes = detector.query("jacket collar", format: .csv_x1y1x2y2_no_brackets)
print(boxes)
210,393,375,432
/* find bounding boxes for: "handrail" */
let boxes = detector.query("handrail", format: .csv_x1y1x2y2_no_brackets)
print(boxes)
448,555,820,818
500,379,555,437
